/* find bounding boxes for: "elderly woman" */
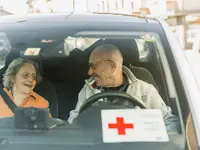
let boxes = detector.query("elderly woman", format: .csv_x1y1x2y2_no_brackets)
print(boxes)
0,58,49,117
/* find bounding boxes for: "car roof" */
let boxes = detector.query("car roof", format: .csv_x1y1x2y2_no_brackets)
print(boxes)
0,12,162,35
0,12,158,24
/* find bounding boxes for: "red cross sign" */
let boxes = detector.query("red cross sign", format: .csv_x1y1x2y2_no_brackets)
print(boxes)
108,117,134,135
101,109,169,143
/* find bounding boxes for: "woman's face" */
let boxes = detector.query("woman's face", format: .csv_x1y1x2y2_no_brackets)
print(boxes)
13,63,37,95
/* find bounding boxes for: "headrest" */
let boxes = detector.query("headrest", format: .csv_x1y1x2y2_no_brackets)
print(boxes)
5,49,20,66
85,39,139,65
103,39,139,65
4,49,43,75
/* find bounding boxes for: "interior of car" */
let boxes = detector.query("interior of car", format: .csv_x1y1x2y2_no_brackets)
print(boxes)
0,36,177,121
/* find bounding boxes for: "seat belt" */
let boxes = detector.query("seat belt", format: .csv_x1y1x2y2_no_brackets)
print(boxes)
0,87,17,114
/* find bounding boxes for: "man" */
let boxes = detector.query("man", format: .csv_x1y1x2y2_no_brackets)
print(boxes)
68,44,179,131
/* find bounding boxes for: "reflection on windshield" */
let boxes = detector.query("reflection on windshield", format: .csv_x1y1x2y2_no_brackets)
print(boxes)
65,37,99,53
0,29,186,150
0,30,154,62
0,32,11,69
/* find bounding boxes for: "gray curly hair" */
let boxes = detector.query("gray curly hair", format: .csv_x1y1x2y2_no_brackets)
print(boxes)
3,58,42,89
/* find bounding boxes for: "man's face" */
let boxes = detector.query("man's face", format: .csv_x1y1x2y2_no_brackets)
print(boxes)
88,52,114,87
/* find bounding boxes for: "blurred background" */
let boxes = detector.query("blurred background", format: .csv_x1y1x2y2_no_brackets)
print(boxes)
1,0,200,51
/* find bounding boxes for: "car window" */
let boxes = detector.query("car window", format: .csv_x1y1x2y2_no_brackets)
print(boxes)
64,36,151,61
65,37,99,52
0,23,187,149
0,30,154,64
0,33,11,69
135,39,150,62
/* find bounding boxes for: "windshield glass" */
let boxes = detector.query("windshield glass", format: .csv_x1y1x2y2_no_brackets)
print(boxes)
0,31,152,66
0,27,184,149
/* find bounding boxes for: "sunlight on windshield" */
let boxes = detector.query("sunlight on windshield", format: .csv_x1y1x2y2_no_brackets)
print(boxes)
0,32,11,69
65,37,99,52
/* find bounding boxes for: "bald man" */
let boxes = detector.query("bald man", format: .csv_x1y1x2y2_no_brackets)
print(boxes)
68,44,179,131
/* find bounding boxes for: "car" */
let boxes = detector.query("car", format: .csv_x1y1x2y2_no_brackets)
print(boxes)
0,12,199,150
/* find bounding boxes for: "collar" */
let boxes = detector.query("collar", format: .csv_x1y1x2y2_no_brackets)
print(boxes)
4,88,37,101
122,65,138,84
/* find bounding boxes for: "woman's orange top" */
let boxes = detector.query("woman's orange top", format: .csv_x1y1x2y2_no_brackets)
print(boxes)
0,88,49,118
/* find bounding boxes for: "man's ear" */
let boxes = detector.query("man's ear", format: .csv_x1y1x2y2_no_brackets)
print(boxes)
110,61,117,73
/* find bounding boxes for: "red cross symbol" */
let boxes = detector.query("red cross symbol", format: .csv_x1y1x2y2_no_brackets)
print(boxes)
108,117,134,135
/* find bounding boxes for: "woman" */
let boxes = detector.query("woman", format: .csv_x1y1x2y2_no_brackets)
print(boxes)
0,58,50,118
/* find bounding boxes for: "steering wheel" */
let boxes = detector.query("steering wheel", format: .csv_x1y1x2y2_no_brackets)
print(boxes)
79,92,146,114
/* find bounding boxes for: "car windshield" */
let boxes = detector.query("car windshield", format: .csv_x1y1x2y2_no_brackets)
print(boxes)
0,31,151,64
0,22,185,150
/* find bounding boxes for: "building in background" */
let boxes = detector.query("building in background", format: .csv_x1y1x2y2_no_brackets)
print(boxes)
164,0,187,49
165,0,200,49
184,0,200,50
0,6,12,16
26,0,168,16
26,0,200,50
26,0,87,13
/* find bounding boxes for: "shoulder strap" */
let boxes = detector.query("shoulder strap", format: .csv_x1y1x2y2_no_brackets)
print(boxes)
0,87,17,114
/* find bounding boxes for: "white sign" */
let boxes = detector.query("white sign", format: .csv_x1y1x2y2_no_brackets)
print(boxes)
101,109,169,143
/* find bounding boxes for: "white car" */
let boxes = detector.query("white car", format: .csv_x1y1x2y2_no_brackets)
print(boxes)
0,12,199,150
